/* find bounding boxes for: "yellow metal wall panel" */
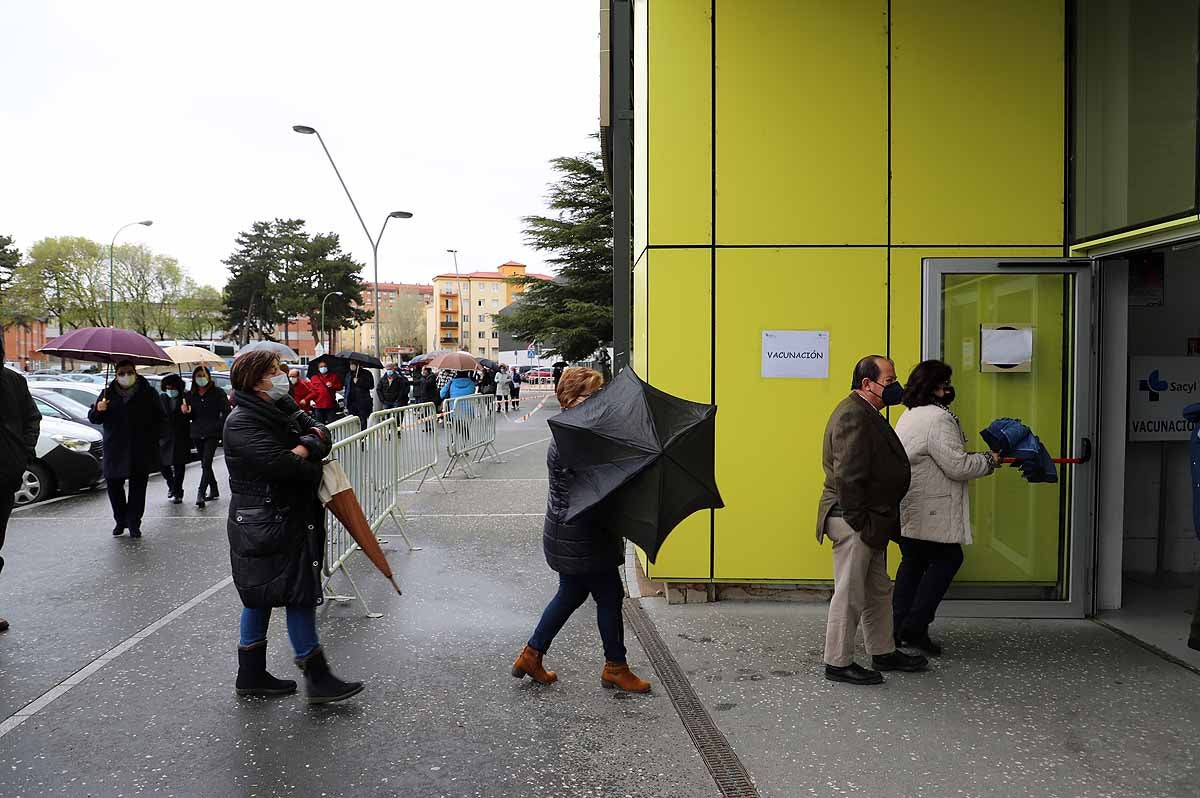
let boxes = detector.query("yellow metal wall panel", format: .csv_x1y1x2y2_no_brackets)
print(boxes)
890,0,1065,245
712,249,887,580
645,248,713,579
715,0,887,245
634,0,649,256
648,0,712,246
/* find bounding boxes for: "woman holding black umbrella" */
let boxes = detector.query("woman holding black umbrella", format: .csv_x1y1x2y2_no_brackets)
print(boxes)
225,349,363,703
511,367,651,694
88,361,166,538
187,365,230,509
344,361,375,430
158,373,191,504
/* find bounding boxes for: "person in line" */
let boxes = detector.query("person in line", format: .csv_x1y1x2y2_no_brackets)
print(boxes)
477,366,497,397
158,373,192,505
89,361,165,538
224,350,363,704
494,365,513,412
512,367,650,693
309,362,342,424
893,360,998,656
0,342,41,632
344,360,375,430
289,368,317,414
552,363,564,389
414,367,438,405
1185,402,1200,652
188,365,230,509
816,355,927,685
509,366,522,411
377,363,409,410
441,370,477,402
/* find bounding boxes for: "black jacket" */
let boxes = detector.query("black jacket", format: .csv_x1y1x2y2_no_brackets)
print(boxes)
224,391,331,609
413,374,438,404
158,394,192,465
0,368,41,485
345,367,375,412
377,373,409,405
187,385,230,440
87,378,165,480
542,441,623,574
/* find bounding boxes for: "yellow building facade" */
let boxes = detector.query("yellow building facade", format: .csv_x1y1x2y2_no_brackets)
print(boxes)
631,0,1068,585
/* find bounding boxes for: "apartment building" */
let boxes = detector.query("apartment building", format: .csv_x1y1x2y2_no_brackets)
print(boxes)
428,262,550,358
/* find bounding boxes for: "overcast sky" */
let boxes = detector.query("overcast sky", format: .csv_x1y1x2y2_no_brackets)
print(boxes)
0,1,599,289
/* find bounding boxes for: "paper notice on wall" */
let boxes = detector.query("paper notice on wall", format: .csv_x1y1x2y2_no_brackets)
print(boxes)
980,326,1033,372
762,330,829,378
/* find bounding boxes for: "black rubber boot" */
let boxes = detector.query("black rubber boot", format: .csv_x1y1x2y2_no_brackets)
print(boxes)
236,642,298,696
295,646,364,704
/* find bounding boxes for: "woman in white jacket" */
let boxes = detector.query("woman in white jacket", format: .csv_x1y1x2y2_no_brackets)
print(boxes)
893,360,999,656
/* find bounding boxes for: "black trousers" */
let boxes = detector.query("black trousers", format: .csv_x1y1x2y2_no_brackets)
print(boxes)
892,537,964,638
107,474,149,532
315,407,337,425
161,463,186,497
195,438,220,499
0,477,17,576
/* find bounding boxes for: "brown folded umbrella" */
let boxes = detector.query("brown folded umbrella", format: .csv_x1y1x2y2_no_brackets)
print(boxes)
325,487,403,596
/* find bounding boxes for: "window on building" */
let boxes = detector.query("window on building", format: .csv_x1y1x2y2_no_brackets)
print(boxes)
476,314,484,323
492,283,499,293
491,299,499,308
491,331,499,338
478,347,485,355
478,331,485,339
477,300,484,307
1073,0,1199,241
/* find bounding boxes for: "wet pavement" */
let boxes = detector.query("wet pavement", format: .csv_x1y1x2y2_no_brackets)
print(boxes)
2,394,1200,797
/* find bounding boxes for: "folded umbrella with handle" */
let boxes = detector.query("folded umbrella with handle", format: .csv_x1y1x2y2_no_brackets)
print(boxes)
317,460,402,595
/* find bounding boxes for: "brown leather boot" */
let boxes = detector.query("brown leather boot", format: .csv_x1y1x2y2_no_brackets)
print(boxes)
511,645,557,684
601,662,651,693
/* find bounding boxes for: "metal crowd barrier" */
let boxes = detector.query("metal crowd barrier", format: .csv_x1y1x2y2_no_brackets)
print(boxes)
321,416,416,618
366,402,448,494
442,394,503,479
326,415,361,444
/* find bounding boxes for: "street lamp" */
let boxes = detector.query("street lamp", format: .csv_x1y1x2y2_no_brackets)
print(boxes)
292,124,411,364
320,290,344,354
109,220,153,326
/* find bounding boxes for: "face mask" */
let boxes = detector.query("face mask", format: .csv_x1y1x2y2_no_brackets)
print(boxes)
266,372,290,401
289,376,298,385
350,364,358,372
166,389,180,399
195,377,210,388
319,366,328,375
117,374,135,388
871,379,904,407
939,386,956,406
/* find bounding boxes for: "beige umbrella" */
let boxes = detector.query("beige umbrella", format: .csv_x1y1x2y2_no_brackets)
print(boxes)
138,345,226,375
428,350,478,372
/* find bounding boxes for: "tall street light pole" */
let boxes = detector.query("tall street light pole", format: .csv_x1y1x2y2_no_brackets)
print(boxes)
109,220,153,327
320,290,344,354
292,125,411,364
446,249,462,350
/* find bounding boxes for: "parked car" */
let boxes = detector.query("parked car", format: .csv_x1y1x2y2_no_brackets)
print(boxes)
29,389,103,432
62,373,107,385
209,371,233,397
13,416,103,506
30,380,103,408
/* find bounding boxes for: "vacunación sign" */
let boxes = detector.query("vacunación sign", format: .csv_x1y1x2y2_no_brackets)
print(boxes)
762,330,829,379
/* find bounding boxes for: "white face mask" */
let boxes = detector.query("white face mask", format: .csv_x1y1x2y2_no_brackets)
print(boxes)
266,372,290,400
116,374,135,388
195,376,210,388
289,376,298,385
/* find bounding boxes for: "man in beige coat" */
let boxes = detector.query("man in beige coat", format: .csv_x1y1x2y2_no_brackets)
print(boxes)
816,355,928,685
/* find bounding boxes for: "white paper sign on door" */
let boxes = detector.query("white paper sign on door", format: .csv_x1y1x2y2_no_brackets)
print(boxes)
762,330,829,379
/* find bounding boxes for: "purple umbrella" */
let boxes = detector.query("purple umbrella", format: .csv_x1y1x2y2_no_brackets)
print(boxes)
39,327,173,367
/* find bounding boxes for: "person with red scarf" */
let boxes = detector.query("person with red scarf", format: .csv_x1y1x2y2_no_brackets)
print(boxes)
309,363,342,424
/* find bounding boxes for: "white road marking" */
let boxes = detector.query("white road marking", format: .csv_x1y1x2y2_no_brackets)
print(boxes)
0,575,234,740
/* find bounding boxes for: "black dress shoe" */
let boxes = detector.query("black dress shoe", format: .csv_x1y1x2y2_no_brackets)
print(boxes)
172,495,182,505
196,497,206,509
873,650,929,672
825,662,884,685
112,526,125,536
128,528,142,539
1189,636,1200,652
899,631,943,657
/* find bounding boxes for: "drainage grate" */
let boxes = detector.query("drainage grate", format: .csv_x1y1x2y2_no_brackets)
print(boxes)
623,599,761,798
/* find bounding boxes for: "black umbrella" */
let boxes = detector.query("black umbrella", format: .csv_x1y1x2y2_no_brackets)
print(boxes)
307,353,349,379
547,368,723,563
477,358,500,370
552,361,569,368
335,350,384,369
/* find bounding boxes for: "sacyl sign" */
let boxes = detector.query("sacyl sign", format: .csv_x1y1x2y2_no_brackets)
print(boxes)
762,330,829,379
1128,356,1200,441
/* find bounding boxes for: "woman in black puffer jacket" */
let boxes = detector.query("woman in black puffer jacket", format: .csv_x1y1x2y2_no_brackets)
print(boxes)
223,349,363,704
511,368,651,694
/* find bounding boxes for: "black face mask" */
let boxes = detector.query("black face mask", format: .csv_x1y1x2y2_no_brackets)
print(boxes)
871,380,904,407
938,386,956,406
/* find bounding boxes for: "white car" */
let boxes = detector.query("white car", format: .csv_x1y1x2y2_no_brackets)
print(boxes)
15,416,104,506
27,380,103,408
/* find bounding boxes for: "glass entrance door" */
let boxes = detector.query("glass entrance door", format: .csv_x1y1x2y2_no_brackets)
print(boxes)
922,258,1094,618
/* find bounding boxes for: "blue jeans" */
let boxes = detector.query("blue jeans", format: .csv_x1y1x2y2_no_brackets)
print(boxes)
529,569,626,663
239,606,319,659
